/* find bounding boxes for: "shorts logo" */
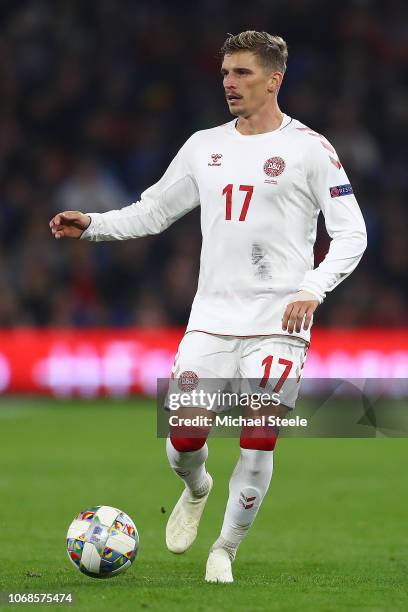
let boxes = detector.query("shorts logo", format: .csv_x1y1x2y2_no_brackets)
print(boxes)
330,184,353,198
263,156,285,177
178,371,199,392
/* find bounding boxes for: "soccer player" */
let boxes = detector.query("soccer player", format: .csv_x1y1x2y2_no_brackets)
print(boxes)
50,31,367,583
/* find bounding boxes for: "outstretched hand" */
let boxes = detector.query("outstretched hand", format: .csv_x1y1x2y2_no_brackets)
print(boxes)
282,290,320,334
49,211,91,239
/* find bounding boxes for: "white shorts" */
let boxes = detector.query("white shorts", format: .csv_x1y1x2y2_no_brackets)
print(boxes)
170,331,308,410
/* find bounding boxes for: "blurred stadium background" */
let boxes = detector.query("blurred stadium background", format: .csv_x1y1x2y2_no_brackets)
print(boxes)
1,3,408,609
0,0,407,395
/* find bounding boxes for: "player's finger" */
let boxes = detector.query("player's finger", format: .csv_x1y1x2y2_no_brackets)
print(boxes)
295,304,308,333
303,305,315,330
287,304,300,334
282,303,295,330
58,212,73,223
54,211,79,226
50,214,62,227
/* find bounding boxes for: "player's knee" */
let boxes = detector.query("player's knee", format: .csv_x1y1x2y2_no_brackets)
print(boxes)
170,435,207,452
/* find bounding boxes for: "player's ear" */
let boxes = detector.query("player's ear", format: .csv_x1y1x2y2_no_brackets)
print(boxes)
267,71,283,94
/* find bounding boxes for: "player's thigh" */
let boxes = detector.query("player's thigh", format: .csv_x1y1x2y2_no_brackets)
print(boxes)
239,336,308,410
172,331,239,379
168,331,240,414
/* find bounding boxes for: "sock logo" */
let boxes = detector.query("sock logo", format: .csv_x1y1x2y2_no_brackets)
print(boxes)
175,469,191,478
239,492,256,510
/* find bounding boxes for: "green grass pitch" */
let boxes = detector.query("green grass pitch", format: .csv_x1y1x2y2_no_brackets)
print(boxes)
0,397,407,611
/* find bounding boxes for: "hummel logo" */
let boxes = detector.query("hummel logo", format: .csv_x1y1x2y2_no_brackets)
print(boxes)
208,153,222,166
239,492,256,509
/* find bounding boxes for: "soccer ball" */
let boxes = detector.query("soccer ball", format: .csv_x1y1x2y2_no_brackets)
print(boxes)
66,505,139,578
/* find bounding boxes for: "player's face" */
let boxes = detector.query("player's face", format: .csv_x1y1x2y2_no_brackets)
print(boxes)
221,51,279,117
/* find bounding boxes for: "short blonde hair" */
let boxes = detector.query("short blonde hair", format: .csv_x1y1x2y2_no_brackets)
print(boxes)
221,30,288,73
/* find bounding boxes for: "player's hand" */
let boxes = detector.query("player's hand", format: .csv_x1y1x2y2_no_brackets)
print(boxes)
49,211,91,239
282,290,320,334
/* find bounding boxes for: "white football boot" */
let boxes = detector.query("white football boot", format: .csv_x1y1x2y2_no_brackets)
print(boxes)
166,474,213,554
205,548,234,583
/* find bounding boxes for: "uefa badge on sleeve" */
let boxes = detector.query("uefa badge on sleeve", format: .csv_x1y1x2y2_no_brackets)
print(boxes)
329,184,354,198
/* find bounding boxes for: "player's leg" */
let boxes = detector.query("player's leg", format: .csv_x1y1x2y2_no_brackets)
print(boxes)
166,332,239,554
205,427,277,583
166,428,211,498
206,336,307,582
166,423,213,554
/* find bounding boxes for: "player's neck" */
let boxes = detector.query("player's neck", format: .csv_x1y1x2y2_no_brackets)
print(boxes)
235,105,284,136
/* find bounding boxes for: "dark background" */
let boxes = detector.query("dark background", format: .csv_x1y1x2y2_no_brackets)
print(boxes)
0,0,406,328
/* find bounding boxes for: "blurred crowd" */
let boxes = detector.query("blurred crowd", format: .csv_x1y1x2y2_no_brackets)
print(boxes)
0,0,407,328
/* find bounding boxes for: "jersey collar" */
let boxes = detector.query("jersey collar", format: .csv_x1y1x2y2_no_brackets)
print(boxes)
226,114,292,139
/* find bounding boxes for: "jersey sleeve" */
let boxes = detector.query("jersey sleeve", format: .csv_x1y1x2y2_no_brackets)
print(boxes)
80,136,200,242
298,139,367,302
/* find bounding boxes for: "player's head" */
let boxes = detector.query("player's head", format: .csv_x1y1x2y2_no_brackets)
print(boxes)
220,31,288,117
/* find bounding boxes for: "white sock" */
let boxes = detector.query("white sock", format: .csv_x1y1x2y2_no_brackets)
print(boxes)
166,437,210,497
211,448,274,560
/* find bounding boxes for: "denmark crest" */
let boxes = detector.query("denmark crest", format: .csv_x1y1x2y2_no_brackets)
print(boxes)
178,371,199,392
263,156,285,177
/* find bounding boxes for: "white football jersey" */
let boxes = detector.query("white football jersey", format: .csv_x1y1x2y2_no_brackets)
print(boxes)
81,114,367,341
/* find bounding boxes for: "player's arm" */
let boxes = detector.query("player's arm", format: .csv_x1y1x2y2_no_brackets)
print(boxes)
49,137,199,241
282,139,367,333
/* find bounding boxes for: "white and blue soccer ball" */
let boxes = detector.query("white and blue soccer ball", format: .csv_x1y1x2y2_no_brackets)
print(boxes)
66,505,139,578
